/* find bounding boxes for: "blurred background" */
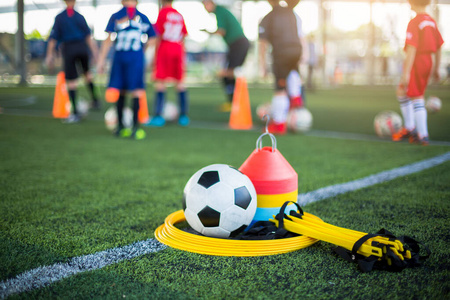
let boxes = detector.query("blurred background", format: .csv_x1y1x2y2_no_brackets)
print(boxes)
0,0,449,87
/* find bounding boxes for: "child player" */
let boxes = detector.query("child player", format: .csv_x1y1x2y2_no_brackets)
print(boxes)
202,0,250,112
392,0,443,145
146,0,189,127
259,0,303,135
46,0,100,123
97,0,156,140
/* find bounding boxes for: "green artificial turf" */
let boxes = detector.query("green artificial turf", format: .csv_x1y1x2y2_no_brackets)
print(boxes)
1,84,449,298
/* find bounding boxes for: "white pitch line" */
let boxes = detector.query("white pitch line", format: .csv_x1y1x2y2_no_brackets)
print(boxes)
1,151,449,298
0,239,166,299
298,151,450,206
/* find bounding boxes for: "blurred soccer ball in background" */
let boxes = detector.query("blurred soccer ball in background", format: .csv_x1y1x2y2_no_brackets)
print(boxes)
287,107,313,133
104,106,133,131
426,96,442,113
374,111,403,137
163,101,180,122
66,99,89,117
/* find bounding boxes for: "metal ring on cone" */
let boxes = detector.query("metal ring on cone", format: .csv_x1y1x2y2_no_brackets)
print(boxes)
154,210,321,256
256,114,277,152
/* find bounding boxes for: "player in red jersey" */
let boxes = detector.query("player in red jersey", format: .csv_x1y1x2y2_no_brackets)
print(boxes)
392,0,443,145
146,0,189,127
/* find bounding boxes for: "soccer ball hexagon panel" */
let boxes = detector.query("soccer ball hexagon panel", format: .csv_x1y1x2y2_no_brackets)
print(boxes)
183,164,257,238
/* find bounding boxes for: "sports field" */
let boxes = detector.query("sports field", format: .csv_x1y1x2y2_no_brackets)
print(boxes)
1,84,449,299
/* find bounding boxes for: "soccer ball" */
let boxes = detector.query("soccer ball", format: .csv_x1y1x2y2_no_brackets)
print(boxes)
373,111,403,137
77,99,89,116
287,107,313,132
426,96,442,113
163,101,179,122
104,106,133,131
66,99,89,116
183,164,257,238
256,102,272,122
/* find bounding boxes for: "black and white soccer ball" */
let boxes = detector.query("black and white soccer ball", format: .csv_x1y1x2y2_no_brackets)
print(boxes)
183,164,257,238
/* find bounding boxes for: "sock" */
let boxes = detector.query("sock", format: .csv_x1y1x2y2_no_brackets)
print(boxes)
87,82,98,104
132,97,140,129
286,70,301,98
398,96,414,131
271,93,290,124
178,90,188,116
155,91,165,116
117,94,125,128
412,98,428,138
222,77,235,103
68,89,77,115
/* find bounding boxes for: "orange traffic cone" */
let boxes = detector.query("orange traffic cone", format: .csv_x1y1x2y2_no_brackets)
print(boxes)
105,87,120,103
138,91,150,124
229,77,253,130
52,72,70,118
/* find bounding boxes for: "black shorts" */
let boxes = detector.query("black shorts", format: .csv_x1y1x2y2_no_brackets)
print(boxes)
272,45,302,90
226,37,250,70
62,40,90,80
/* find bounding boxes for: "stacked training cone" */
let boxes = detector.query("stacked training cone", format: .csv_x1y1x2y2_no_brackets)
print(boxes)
239,132,298,223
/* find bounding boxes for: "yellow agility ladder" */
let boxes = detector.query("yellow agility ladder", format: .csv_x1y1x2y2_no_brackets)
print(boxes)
271,201,431,272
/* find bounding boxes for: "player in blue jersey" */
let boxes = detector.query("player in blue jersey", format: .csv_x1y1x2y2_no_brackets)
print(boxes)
46,0,100,123
97,0,156,140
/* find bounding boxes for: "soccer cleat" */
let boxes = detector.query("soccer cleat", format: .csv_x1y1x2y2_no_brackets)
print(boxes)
410,133,429,146
145,115,165,127
219,102,232,112
119,128,131,137
408,130,419,144
267,121,287,135
419,136,429,146
178,115,190,127
392,127,412,141
131,128,146,140
63,114,81,124
115,127,132,138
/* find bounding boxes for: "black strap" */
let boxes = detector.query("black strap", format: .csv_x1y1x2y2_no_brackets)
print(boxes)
274,201,304,230
238,201,304,240
335,228,431,273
